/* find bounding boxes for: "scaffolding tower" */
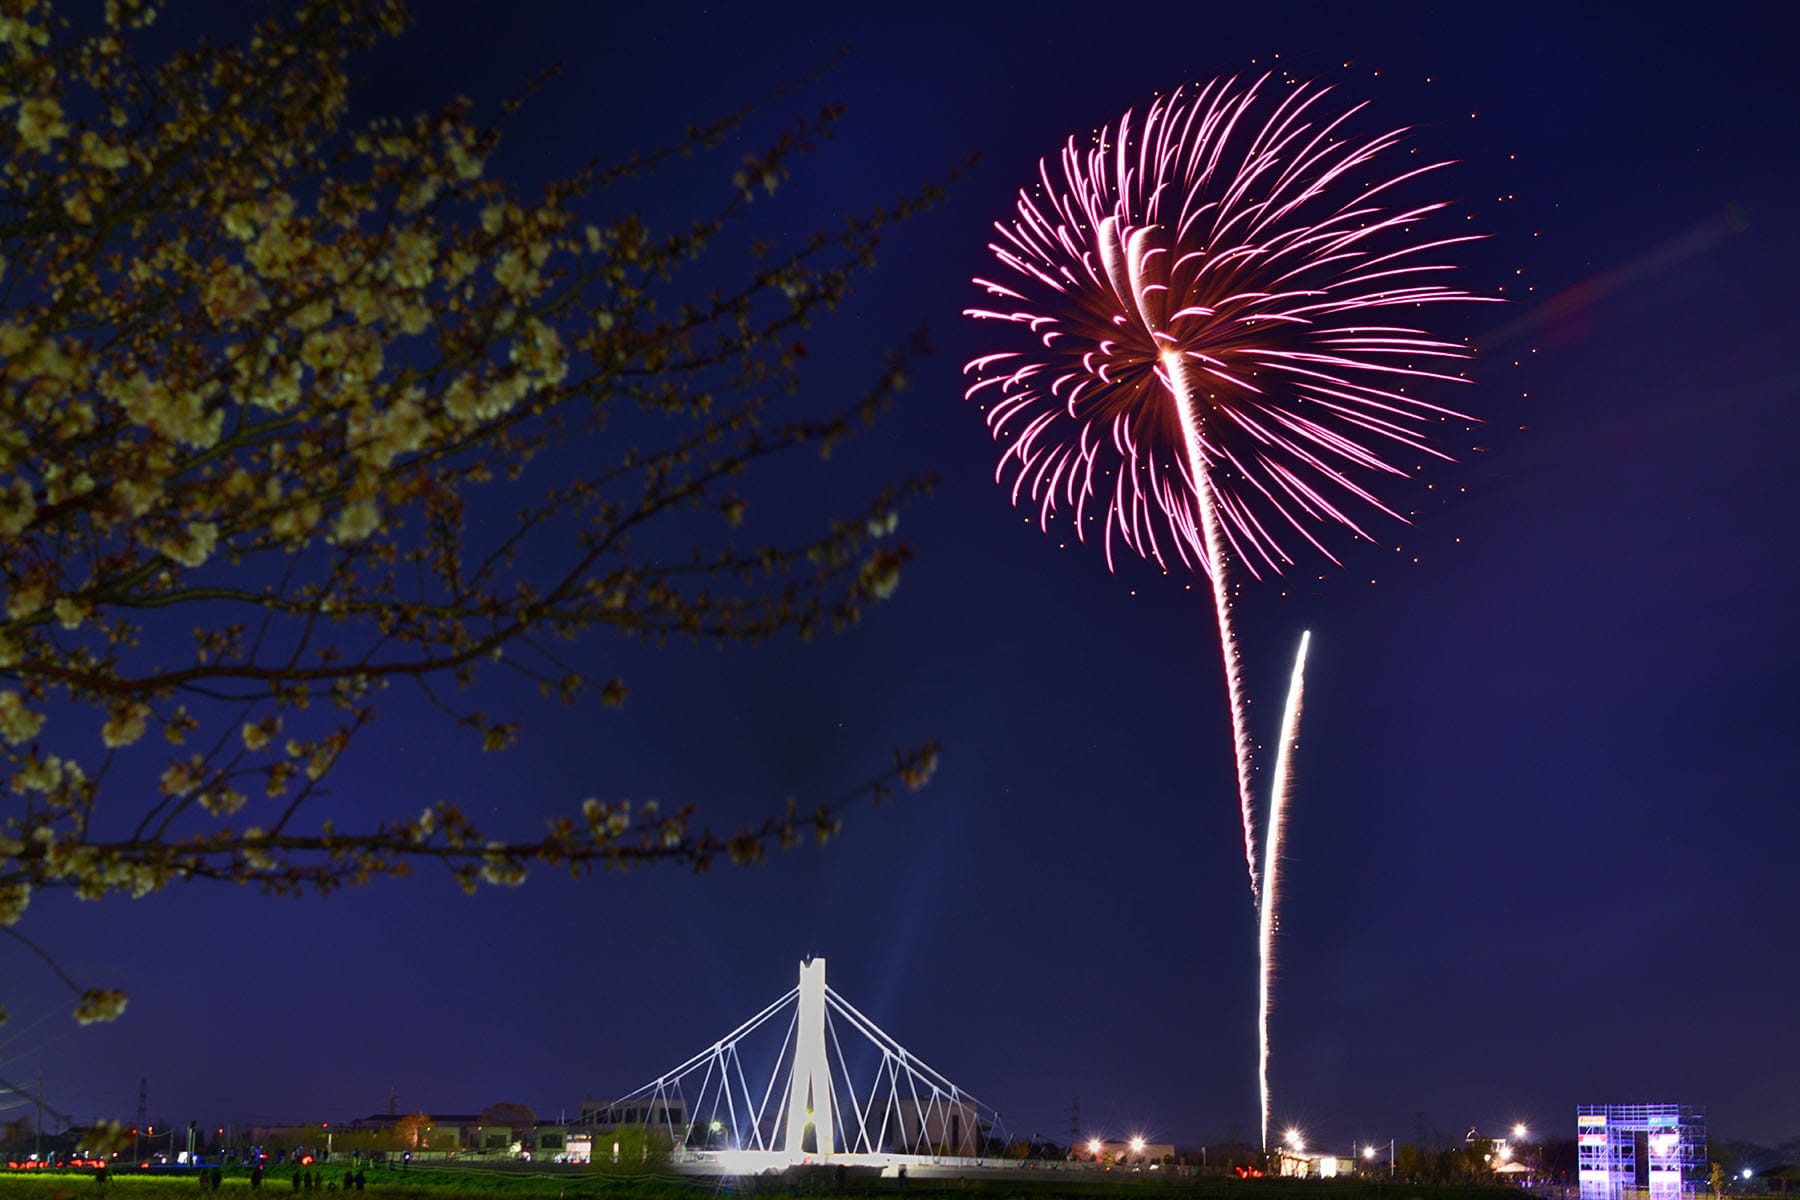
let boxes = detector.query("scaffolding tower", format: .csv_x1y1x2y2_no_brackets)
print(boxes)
1577,1104,1706,1200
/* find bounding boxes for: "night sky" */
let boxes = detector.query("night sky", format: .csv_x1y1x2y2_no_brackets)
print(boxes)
8,0,1798,1156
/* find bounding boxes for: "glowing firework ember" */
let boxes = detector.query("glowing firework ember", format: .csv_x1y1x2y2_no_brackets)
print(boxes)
965,74,1492,1151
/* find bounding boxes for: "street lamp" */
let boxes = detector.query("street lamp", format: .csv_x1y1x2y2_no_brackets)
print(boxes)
1365,1139,1395,1177
1514,1124,1529,1141
1284,1128,1305,1154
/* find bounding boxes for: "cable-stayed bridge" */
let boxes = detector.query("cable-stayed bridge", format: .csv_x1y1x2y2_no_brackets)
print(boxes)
583,958,1008,1173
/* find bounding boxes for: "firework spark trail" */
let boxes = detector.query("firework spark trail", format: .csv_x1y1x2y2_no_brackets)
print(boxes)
1163,347,1262,906
1258,629,1309,1156
966,74,1490,1148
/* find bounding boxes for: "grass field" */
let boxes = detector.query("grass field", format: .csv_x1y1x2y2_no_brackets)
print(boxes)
0,1164,1527,1200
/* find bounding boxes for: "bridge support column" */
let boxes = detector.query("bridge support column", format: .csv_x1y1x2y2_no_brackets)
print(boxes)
783,957,836,1157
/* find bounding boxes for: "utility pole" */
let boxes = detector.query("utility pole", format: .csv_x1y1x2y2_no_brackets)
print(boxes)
35,1074,43,1159
136,1077,148,1162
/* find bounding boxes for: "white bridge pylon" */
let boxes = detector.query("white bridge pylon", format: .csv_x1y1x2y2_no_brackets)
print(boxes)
785,957,837,1155
594,957,1006,1169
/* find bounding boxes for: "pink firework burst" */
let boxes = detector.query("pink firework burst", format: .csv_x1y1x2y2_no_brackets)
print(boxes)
964,73,1496,580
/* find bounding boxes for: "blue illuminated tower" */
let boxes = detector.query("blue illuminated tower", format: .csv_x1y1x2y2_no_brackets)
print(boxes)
1577,1104,1706,1200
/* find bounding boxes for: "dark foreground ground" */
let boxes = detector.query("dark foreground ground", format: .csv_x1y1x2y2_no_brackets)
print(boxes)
0,1163,1529,1200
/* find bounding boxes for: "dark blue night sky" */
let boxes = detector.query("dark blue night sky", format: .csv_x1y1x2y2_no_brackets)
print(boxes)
8,0,1798,1154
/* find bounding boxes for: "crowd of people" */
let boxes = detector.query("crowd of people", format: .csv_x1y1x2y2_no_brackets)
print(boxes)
241,1163,368,1191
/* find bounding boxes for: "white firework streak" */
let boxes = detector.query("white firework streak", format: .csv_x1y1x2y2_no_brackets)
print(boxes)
1258,629,1310,1152
1159,346,1261,908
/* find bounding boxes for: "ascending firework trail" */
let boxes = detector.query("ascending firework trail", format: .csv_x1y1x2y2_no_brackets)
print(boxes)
964,73,1494,1150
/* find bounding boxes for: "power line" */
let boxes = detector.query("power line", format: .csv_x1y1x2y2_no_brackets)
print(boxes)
0,1072,71,1126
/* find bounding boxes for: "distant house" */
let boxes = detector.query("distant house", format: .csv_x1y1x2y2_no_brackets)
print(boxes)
246,1124,332,1159
577,1098,688,1138
1273,1149,1347,1178
532,1125,574,1160
1751,1165,1800,1195
1076,1136,1175,1166
344,1112,481,1154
